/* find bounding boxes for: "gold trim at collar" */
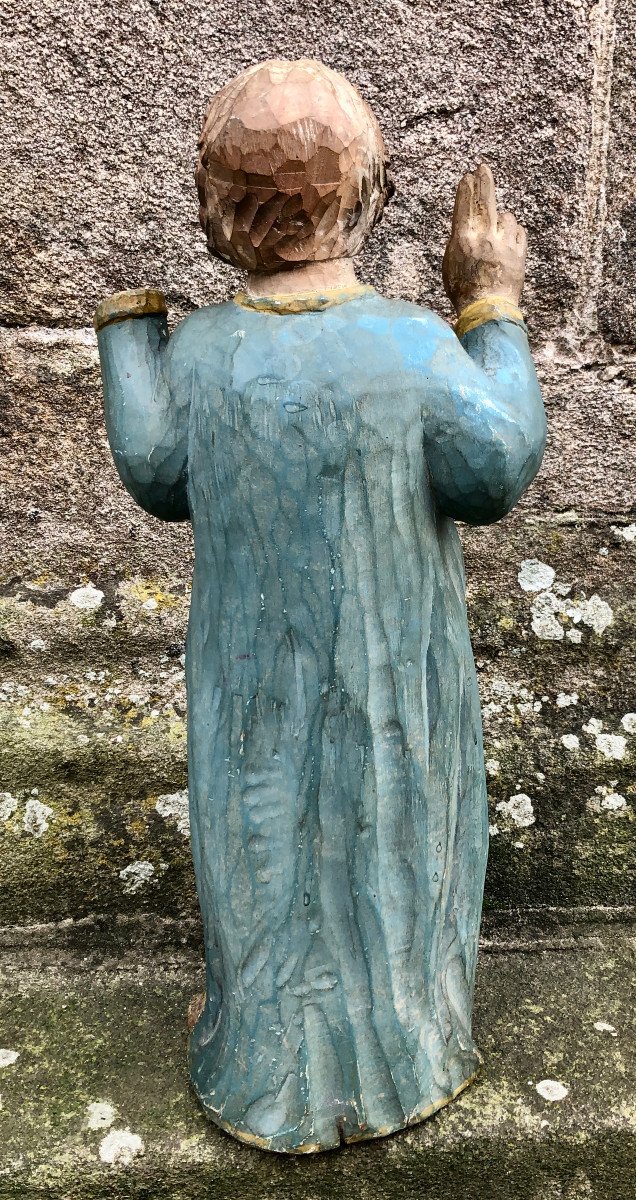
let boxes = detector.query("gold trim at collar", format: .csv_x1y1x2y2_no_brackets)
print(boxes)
234,284,375,315
455,295,525,340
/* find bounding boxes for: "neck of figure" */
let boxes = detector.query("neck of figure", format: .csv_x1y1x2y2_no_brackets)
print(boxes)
245,259,358,297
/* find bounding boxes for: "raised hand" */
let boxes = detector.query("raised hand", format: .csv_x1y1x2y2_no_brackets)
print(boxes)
442,163,527,316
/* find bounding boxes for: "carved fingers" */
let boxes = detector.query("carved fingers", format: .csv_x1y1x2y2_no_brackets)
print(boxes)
443,163,527,316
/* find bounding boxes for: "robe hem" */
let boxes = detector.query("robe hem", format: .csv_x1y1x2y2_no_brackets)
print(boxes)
193,1067,481,1154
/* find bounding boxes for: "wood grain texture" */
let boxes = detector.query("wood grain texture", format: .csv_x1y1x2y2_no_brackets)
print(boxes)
196,59,389,271
96,290,545,1151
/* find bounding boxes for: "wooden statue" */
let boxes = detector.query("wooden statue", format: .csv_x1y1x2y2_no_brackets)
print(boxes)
94,58,546,1153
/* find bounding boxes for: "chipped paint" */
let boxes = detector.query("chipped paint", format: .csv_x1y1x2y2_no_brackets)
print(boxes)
518,559,556,592
118,860,156,894
22,798,54,837
155,789,190,837
98,1127,145,1165
495,793,535,828
535,1080,569,1102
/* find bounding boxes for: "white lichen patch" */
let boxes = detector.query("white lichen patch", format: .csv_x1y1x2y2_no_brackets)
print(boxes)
583,718,603,736
98,1128,144,1166
587,784,628,816
155,789,190,837
481,678,540,724
612,523,636,543
22,798,54,837
556,692,579,708
119,860,156,894
485,759,500,777
621,713,636,735
488,823,500,837
593,1021,617,1036
566,628,582,644
561,734,580,752
495,793,535,828
530,591,564,641
595,734,627,761
577,595,613,635
87,1101,116,1130
518,559,556,593
527,573,614,641
0,792,18,822
68,584,105,611
535,1079,569,1102
29,638,46,651
0,1049,19,1068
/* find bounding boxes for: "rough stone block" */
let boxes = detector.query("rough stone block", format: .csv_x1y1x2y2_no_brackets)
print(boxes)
0,922,634,1196
1,1,593,337
599,0,636,346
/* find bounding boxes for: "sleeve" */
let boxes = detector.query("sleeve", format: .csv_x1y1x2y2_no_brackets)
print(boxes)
94,289,190,522
421,297,547,526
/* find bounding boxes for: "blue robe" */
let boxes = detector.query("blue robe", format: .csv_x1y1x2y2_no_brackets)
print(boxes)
97,288,545,1151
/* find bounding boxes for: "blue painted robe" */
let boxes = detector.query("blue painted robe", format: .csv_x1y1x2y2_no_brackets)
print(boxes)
97,288,545,1151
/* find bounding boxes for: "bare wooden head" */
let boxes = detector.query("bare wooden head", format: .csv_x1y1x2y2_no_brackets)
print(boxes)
196,59,390,273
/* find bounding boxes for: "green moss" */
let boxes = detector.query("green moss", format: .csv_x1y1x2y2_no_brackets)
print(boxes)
0,929,634,1198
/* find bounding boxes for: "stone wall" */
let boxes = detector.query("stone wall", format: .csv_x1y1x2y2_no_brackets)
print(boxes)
1,0,634,926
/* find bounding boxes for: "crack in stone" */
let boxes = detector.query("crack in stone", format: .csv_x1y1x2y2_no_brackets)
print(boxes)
570,0,617,341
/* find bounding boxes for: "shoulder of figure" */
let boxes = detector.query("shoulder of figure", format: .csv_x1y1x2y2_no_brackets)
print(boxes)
165,301,239,366
352,294,459,368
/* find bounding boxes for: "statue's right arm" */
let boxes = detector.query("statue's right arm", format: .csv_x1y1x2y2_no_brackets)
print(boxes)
94,289,190,522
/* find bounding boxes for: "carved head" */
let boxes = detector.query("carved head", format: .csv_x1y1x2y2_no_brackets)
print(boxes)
196,59,389,272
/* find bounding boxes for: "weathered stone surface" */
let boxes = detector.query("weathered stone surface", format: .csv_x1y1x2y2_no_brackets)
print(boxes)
1,329,634,925
0,923,634,1197
1,4,634,936
1,326,635,600
599,0,636,347
1,0,593,337
1,513,634,925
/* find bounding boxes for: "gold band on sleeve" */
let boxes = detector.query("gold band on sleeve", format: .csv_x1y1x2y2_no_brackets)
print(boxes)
93,288,167,333
454,295,525,341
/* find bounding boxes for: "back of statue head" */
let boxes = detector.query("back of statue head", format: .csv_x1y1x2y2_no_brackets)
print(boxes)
196,59,390,272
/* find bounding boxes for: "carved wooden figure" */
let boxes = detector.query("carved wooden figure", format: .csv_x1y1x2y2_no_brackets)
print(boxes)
95,59,546,1153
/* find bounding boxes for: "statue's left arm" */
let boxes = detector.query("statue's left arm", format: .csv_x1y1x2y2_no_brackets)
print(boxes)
421,305,546,525
422,162,547,525
94,289,190,522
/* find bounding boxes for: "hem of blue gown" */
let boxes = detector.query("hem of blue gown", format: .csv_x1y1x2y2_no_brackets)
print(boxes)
191,1067,481,1155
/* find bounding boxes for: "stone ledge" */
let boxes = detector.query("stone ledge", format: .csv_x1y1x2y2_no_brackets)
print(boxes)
0,923,634,1199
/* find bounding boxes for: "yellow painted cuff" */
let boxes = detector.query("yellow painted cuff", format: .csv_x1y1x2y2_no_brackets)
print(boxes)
455,296,525,340
93,288,167,332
